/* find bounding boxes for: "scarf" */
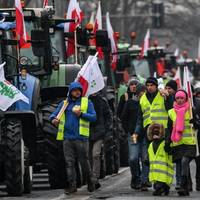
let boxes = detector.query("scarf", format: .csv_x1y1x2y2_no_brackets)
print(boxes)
171,101,190,142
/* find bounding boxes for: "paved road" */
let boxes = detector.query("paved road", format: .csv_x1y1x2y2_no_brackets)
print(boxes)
1,161,200,200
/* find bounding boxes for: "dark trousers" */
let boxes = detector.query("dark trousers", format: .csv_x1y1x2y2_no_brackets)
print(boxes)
63,139,93,186
195,156,200,183
195,130,200,184
89,139,103,179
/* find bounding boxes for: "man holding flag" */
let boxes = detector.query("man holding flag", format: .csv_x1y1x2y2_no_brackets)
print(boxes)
50,54,105,194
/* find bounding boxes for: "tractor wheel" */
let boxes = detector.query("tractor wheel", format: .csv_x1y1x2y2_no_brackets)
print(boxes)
5,119,24,196
42,101,67,189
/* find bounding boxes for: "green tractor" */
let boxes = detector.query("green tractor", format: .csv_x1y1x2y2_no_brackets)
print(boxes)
0,12,37,196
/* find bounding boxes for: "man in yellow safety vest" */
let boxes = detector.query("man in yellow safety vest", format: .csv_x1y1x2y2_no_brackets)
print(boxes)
50,81,96,194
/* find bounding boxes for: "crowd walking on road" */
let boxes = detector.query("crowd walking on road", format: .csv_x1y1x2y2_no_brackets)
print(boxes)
50,74,200,197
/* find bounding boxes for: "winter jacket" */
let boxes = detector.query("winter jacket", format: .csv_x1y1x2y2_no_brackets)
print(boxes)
134,90,173,136
89,94,113,141
121,96,139,135
49,82,96,141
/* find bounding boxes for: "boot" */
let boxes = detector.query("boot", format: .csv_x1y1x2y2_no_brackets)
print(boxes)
130,177,141,190
87,177,96,192
64,183,77,194
153,182,169,196
178,176,189,196
141,182,148,191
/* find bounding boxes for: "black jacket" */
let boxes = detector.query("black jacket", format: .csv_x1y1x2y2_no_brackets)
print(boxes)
121,96,139,134
89,94,113,141
117,91,137,120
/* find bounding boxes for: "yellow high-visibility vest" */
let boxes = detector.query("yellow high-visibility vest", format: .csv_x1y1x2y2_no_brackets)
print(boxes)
168,108,196,147
56,97,89,140
140,92,168,128
148,140,174,186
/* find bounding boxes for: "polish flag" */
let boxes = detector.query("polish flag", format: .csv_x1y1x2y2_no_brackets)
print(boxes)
94,1,103,59
94,1,102,32
15,0,27,48
140,29,150,58
106,12,118,70
64,0,84,57
43,0,48,8
77,54,105,96
173,66,182,88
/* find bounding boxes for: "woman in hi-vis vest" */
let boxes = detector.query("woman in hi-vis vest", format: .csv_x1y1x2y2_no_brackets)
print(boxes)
168,90,196,196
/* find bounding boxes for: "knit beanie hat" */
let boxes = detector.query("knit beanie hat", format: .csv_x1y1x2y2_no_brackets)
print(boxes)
128,78,139,86
166,80,177,91
175,90,188,101
136,83,146,95
146,77,158,86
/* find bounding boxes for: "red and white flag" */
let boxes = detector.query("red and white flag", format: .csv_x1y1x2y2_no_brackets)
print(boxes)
43,0,48,8
15,0,27,48
94,1,103,59
140,29,150,58
173,66,182,89
94,1,102,32
77,54,105,96
64,0,84,57
106,12,117,70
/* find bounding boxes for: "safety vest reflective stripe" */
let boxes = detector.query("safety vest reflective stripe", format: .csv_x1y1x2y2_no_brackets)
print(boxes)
151,109,166,113
143,114,150,120
148,140,174,186
79,123,90,128
151,116,168,120
150,169,174,178
140,92,168,128
56,97,89,140
168,109,196,146
150,161,174,171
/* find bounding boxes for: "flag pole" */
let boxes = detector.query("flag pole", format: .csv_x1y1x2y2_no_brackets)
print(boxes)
74,25,78,65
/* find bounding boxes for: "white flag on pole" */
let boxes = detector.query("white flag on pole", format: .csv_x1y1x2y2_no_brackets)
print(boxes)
0,62,29,111
77,54,105,97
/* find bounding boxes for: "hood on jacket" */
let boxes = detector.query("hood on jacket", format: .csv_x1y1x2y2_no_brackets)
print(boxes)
147,123,165,141
68,81,83,96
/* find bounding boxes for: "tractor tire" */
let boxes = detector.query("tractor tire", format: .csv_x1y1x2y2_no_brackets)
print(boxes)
0,118,6,182
42,101,67,189
5,119,24,196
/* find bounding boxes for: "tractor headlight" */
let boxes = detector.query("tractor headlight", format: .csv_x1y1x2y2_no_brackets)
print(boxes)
19,56,28,66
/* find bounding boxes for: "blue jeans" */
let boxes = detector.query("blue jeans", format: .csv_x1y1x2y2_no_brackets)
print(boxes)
128,134,149,184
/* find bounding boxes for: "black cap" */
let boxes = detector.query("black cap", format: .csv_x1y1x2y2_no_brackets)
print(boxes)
146,77,158,86
165,80,178,91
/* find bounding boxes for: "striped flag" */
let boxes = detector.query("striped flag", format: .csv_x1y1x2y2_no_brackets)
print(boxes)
64,0,84,57
94,1,103,59
141,29,150,58
15,0,27,48
106,12,117,70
